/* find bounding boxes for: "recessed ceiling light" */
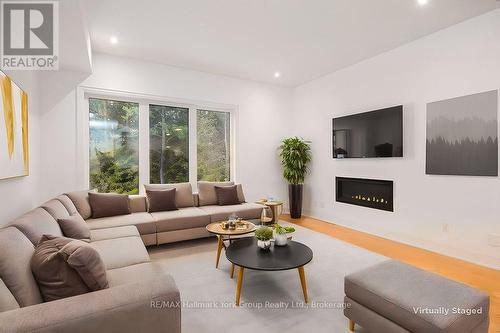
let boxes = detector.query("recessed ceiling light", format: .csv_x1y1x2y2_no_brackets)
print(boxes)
274,72,280,78
417,0,428,5
110,36,118,44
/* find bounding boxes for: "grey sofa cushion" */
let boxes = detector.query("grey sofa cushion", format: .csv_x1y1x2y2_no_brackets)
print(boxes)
89,226,140,242
344,260,490,333
86,212,156,235
198,202,264,222
56,195,78,215
41,199,71,220
0,278,19,312
151,207,211,232
10,207,63,245
91,237,150,270
129,195,147,213
145,183,194,208
0,227,43,307
198,181,245,206
106,262,165,287
65,189,96,219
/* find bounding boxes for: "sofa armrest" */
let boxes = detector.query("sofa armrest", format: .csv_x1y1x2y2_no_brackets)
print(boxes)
0,275,181,333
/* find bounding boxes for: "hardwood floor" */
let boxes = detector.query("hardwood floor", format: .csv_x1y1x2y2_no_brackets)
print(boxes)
281,214,500,333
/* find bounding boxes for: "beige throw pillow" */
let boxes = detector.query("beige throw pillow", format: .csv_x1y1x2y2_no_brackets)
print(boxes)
31,235,108,302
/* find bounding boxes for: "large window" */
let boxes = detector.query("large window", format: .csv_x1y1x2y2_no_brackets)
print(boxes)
197,110,231,181
149,105,189,183
86,94,233,190
89,98,139,194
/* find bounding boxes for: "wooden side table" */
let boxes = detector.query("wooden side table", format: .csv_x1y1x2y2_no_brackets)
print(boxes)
256,201,283,223
206,220,257,270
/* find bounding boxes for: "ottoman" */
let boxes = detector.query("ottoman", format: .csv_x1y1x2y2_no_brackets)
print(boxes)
344,260,490,333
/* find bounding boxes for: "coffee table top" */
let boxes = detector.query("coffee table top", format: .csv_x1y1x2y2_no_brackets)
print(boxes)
206,220,257,236
225,238,313,271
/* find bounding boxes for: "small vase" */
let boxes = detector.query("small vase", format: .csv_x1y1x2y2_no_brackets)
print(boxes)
257,239,271,250
274,233,288,246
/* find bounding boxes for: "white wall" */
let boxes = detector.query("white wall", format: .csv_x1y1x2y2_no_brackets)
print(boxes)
39,53,294,205
293,9,500,269
0,71,40,226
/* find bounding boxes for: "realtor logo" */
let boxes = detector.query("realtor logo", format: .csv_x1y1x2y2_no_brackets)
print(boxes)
1,1,59,70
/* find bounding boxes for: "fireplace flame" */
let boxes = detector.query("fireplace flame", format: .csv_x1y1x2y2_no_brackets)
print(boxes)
351,195,388,204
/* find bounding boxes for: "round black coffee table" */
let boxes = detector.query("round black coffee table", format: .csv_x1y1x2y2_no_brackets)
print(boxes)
225,238,313,306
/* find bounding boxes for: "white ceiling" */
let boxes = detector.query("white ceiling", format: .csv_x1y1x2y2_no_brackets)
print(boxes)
82,0,500,86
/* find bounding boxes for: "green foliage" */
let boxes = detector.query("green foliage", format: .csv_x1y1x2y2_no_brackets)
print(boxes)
254,226,273,241
274,224,295,235
90,151,139,194
278,137,312,185
89,98,139,194
197,110,230,181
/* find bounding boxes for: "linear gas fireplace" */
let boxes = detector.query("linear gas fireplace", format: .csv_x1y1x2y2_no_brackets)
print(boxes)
335,177,393,212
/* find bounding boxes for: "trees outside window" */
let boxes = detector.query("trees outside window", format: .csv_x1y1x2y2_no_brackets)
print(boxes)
89,98,139,194
149,105,189,183
197,110,230,181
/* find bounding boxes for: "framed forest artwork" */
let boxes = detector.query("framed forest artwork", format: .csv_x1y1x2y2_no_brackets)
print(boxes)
0,70,29,179
426,90,498,176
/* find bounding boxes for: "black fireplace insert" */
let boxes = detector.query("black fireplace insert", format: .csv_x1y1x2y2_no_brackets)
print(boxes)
335,177,393,212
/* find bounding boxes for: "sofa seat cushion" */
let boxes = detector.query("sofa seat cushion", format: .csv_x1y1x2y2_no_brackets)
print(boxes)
86,212,156,235
151,207,210,232
91,237,150,270
106,262,165,287
199,203,264,222
0,227,43,307
89,226,140,242
0,278,19,312
10,207,63,245
344,260,490,333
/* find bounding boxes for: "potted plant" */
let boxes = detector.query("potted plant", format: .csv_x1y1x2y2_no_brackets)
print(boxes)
255,226,273,250
279,137,312,218
274,224,295,246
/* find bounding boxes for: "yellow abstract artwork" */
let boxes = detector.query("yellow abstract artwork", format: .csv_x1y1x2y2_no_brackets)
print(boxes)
0,70,29,179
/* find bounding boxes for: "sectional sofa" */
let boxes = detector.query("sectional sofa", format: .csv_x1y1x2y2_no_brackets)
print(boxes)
0,181,264,332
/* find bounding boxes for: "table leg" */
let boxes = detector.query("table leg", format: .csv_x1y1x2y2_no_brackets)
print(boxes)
270,205,277,223
230,263,235,278
215,235,223,268
298,266,308,303
348,319,355,331
235,267,245,306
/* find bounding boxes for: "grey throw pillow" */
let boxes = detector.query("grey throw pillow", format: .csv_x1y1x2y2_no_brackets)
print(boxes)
88,192,131,218
57,214,90,240
214,185,241,206
146,189,178,212
31,235,108,302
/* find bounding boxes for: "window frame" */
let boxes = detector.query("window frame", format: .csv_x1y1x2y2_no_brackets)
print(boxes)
78,87,237,194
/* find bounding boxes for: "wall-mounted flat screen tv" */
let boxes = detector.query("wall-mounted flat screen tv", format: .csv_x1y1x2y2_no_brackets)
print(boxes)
333,105,403,158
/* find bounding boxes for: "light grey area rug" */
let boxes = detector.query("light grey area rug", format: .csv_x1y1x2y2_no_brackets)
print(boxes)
148,222,388,333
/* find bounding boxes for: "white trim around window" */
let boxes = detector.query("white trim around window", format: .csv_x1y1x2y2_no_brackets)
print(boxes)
77,86,238,194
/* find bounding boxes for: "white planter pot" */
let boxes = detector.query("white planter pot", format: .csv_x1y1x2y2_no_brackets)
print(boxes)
274,233,288,246
257,239,271,250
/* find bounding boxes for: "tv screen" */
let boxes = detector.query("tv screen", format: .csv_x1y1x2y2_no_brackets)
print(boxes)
333,106,403,158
